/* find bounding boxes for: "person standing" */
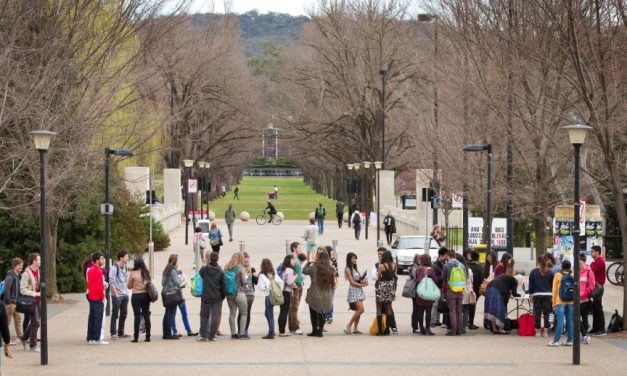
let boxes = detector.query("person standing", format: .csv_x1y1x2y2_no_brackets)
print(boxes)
86,252,108,345
335,199,344,228
171,269,197,338
442,249,467,336
224,252,249,340
197,252,226,342
430,248,448,328
348,199,357,229
383,210,396,246
578,253,595,344
209,223,223,253
465,250,483,330
273,185,279,199
238,252,257,337
548,260,574,347
314,203,326,235
109,250,130,340
278,255,296,337
303,218,318,262
161,254,184,340
344,252,367,335
127,257,152,342
192,226,208,270
2,258,23,344
303,252,334,337
20,253,43,351
288,242,305,335
529,255,554,337
494,253,514,277
375,250,397,336
0,299,13,373
233,187,239,200
589,245,606,336
225,204,236,242
257,258,283,339
351,210,362,240
414,254,437,335
430,225,446,247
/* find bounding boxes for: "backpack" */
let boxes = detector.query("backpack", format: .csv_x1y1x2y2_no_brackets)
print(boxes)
225,267,238,296
448,264,467,293
608,310,624,333
268,275,284,306
352,213,361,225
558,272,575,302
0,280,4,296
190,272,202,297
416,274,441,301
316,207,324,218
276,263,284,279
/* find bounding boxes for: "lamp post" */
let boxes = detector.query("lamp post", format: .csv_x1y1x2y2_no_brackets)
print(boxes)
104,147,133,316
374,161,383,241
463,144,492,254
203,162,211,219
563,123,592,366
379,69,387,242
30,130,55,365
363,162,372,240
183,159,194,245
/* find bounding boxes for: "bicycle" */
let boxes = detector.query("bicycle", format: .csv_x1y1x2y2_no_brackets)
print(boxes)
606,261,624,286
256,211,282,225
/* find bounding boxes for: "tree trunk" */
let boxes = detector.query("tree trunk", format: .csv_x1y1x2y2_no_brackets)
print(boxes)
606,157,627,321
533,215,547,259
45,212,60,299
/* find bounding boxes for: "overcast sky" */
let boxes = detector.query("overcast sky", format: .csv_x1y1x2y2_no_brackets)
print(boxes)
189,0,314,16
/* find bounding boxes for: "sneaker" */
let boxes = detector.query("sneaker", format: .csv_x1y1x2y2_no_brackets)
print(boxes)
196,337,209,342
581,336,591,344
97,341,109,345
29,347,41,352
561,341,573,346
292,329,303,335
87,340,97,345
208,337,217,341
392,327,398,335
589,331,606,337
111,334,118,340
546,341,560,347
119,334,130,338
239,335,250,340
278,333,291,337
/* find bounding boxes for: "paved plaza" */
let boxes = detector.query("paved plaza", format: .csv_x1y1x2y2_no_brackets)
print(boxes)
5,218,626,375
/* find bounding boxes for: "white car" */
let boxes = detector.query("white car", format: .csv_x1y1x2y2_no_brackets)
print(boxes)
391,235,439,274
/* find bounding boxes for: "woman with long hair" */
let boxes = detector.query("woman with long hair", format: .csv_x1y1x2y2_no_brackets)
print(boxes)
414,254,436,335
257,258,283,339
484,266,520,334
224,252,249,339
209,222,223,253
344,252,367,334
430,224,446,247
529,254,554,337
127,257,152,342
303,251,334,337
161,254,184,339
278,254,296,336
238,252,257,337
483,251,498,279
375,250,397,336
494,253,514,277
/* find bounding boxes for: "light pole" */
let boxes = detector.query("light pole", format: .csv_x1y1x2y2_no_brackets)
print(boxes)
347,164,354,202
203,162,211,219
104,147,133,316
183,159,194,245
463,144,492,254
563,123,592,366
379,69,388,241
374,161,383,241
363,162,372,240
30,130,55,366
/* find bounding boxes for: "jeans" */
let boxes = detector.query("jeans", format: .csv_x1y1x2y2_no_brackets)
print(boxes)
162,305,176,338
591,295,605,333
533,295,552,329
131,293,151,340
580,300,591,336
288,286,302,332
227,222,234,240
317,218,324,235
172,302,192,334
554,304,574,343
354,223,361,239
264,296,275,336
200,300,222,339
337,214,343,228
110,294,129,336
324,289,335,321
87,300,104,342
227,293,248,335
22,304,40,347
278,291,292,334
446,290,464,334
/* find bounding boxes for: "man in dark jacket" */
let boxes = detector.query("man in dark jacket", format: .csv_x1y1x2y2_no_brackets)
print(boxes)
466,251,484,330
348,199,357,228
198,252,225,341
430,248,448,328
2,257,23,343
335,200,344,228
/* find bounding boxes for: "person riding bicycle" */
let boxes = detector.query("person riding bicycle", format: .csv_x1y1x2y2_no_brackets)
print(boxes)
265,201,277,222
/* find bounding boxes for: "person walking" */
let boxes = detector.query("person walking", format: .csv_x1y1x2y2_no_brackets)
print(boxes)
193,226,208,270
348,199,357,229
85,252,108,345
257,258,283,339
273,185,279,199
0,299,13,373
278,255,296,337
225,204,236,242
528,254,554,337
288,242,305,336
233,187,239,200
442,249,467,336
344,252,367,335
351,210,362,240
2,257,23,345
127,257,152,342
238,252,257,337
589,245,606,336
414,254,437,335
314,203,326,235
303,218,318,262
197,252,226,342
209,222,223,253
19,253,43,351
224,252,249,340
161,254,184,340
375,250,397,336
335,199,344,228
578,253,595,344
548,260,574,346
109,250,130,340
383,210,396,246
303,251,334,337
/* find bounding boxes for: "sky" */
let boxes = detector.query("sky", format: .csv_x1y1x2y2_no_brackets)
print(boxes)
189,0,314,16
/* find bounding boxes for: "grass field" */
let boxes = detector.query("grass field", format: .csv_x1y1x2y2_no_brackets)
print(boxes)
208,177,339,221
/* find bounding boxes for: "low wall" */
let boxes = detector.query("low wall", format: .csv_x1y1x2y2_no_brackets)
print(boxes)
151,203,182,233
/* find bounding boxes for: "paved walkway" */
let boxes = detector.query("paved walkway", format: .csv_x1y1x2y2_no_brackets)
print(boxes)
4,219,626,375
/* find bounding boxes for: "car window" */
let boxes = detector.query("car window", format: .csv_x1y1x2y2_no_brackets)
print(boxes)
398,237,425,249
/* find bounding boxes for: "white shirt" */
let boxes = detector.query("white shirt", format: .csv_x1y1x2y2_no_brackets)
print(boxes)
257,273,284,297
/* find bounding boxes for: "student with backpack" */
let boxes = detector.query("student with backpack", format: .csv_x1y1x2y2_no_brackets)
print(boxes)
442,249,467,336
314,203,326,235
278,255,296,337
197,252,226,342
257,258,284,339
224,252,249,340
2,257,23,344
548,259,575,347
351,210,362,240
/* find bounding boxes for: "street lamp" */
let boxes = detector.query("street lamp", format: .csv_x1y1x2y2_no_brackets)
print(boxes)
183,159,194,245
463,144,492,254
30,130,55,366
379,69,388,241
200,162,210,219
374,161,383,241
347,164,354,202
563,123,592,366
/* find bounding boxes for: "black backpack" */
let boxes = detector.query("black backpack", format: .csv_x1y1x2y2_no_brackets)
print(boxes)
608,310,624,333
352,213,361,224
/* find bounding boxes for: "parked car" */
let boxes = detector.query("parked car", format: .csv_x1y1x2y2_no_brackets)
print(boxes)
391,235,439,274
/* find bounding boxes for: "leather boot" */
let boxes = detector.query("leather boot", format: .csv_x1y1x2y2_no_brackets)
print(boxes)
376,315,384,336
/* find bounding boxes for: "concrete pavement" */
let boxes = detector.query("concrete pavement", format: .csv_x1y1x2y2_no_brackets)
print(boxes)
4,218,626,375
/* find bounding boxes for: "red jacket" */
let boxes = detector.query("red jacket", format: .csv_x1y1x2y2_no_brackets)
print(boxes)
590,257,606,286
87,266,105,301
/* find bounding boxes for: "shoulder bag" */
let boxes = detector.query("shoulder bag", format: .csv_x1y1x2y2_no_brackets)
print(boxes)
16,294,37,315
161,271,184,307
401,268,417,299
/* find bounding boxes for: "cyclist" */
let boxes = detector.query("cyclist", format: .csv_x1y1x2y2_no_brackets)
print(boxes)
265,201,277,222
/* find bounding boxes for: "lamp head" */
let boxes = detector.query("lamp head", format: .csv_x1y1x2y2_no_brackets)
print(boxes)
182,159,194,168
347,163,354,171
363,161,371,169
374,161,383,169
354,163,360,171
109,149,133,157
562,124,592,145
30,130,56,151
463,144,487,152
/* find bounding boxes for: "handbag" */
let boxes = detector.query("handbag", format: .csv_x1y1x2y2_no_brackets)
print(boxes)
210,238,223,247
416,275,441,301
437,298,449,314
198,238,206,250
147,281,159,303
590,282,603,301
480,272,494,296
369,314,387,335
161,272,184,307
16,295,37,315
402,271,417,299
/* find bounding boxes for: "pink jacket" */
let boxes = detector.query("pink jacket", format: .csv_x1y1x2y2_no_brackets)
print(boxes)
579,266,595,302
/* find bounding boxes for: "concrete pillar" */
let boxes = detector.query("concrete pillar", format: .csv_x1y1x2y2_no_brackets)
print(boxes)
416,169,433,237
379,170,395,210
124,167,149,201
163,168,182,209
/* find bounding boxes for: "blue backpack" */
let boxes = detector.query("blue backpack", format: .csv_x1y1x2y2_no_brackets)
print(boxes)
225,268,238,296
559,272,575,302
190,272,202,297
0,281,4,296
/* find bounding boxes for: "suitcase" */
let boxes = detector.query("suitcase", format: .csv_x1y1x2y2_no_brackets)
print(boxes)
518,313,535,336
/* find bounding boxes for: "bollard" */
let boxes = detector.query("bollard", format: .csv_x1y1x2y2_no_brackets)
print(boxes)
332,240,338,259
286,240,291,255
239,240,246,252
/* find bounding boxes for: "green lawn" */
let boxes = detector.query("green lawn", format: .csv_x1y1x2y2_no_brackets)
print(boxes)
208,177,340,220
